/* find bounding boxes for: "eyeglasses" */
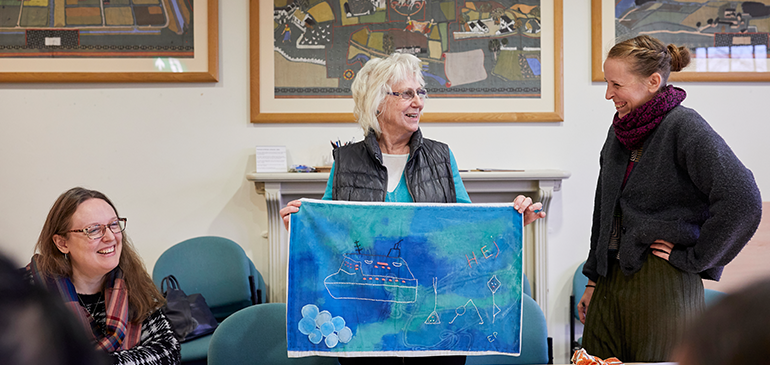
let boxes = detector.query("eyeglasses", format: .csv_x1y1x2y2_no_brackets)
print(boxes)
66,218,127,240
388,88,427,100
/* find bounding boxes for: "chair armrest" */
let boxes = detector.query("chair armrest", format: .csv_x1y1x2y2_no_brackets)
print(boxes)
547,337,554,364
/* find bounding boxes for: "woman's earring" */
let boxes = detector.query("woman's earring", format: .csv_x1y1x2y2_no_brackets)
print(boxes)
64,253,68,261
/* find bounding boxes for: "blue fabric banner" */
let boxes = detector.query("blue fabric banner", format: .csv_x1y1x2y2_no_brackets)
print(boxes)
287,199,523,358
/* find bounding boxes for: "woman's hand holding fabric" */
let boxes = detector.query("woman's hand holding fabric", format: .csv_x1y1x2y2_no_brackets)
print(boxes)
279,200,302,231
513,195,546,226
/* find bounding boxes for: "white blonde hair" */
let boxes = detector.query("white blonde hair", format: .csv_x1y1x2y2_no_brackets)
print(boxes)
351,53,425,137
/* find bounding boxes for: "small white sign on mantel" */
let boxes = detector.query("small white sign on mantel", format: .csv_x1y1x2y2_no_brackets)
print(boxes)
255,146,287,173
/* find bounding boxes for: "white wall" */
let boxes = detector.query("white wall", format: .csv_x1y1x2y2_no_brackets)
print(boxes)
0,1,767,362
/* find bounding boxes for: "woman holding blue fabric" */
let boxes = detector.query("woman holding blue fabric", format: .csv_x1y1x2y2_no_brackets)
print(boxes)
280,53,545,365
578,35,762,362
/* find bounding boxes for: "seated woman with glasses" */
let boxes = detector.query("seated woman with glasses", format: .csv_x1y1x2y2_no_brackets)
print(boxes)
25,187,181,365
280,53,546,365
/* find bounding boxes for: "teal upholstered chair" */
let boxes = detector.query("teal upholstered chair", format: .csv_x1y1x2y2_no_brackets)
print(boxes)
152,236,266,365
705,288,727,307
208,303,339,365
523,273,532,298
465,293,551,364
570,261,589,357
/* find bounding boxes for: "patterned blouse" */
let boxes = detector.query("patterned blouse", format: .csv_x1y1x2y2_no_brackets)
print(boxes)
79,293,181,365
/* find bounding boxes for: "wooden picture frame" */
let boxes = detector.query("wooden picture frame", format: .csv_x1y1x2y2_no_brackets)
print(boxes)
251,1,563,123
592,0,770,82
0,0,218,83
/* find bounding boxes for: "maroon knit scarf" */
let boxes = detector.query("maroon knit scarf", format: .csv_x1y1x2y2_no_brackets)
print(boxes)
613,85,686,150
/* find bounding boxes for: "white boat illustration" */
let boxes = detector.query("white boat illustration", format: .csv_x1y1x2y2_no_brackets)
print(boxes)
324,240,418,303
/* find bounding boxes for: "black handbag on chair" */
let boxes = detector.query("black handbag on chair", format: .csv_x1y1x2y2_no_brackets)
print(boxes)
160,275,219,342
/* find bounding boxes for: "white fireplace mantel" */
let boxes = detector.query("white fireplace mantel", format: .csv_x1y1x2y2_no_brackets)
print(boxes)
247,169,570,315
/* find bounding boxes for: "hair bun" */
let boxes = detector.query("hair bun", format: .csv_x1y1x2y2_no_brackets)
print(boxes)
668,44,691,72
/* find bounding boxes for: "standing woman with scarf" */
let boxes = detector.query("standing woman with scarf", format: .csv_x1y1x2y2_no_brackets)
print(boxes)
577,35,762,362
26,187,181,365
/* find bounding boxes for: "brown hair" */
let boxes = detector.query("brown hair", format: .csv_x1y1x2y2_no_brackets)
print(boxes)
34,187,165,323
607,35,690,86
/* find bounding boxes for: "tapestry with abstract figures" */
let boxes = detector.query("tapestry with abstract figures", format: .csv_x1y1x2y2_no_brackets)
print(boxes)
614,0,770,63
286,198,524,358
273,0,543,98
0,0,194,58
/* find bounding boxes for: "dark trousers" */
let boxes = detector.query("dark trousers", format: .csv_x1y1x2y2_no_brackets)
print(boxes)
582,253,704,362
338,356,466,365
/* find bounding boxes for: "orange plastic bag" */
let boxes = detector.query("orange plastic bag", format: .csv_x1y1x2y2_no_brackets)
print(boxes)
571,349,624,365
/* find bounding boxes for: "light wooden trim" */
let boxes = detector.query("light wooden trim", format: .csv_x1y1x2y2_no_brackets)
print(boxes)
0,0,218,83
591,0,604,82
205,0,219,82
249,0,261,122
668,71,770,82
553,0,564,121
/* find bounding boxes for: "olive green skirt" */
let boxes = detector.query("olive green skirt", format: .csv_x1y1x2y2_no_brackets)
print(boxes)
582,253,705,362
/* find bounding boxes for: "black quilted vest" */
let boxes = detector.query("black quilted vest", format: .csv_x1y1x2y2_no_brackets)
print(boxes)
331,129,456,202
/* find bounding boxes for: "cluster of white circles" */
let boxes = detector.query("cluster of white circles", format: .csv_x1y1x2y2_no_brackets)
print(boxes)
298,304,353,348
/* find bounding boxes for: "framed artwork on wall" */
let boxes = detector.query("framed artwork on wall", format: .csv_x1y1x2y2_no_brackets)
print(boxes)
592,0,770,82
251,0,563,123
0,0,218,83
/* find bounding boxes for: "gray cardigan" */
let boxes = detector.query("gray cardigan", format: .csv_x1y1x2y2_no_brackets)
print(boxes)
584,105,762,282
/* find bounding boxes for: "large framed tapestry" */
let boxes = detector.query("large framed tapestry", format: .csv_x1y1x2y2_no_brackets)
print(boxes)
0,0,218,83
592,0,770,82
287,199,524,358
252,0,563,123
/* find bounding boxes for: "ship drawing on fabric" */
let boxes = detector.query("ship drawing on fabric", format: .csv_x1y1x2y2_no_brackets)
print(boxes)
324,240,418,303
